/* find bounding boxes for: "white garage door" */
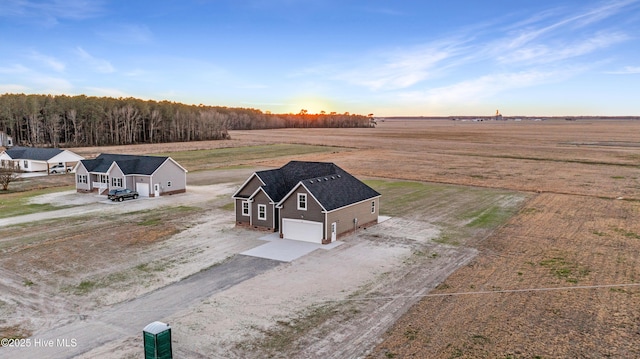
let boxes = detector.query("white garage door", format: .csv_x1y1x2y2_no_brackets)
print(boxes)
136,183,150,197
282,219,323,243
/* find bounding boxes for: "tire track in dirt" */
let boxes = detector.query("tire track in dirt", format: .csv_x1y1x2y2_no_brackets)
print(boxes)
299,246,477,359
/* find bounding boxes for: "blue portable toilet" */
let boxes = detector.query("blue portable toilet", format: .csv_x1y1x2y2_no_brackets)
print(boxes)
143,321,172,359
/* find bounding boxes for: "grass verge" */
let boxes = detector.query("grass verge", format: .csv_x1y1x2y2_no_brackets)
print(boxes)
0,186,74,218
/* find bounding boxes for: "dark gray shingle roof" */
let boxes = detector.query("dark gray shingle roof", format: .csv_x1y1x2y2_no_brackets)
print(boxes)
5,146,63,161
255,161,380,210
302,169,380,211
80,153,170,175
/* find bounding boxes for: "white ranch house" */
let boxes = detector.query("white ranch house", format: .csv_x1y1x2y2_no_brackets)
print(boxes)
75,153,187,197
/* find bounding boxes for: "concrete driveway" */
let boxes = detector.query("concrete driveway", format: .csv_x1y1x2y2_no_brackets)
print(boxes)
241,233,343,262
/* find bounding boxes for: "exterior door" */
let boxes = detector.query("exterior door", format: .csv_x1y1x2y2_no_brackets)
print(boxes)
331,222,337,242
154,183,160,197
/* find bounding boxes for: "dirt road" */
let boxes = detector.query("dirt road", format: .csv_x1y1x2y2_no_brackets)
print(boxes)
3,255,281,359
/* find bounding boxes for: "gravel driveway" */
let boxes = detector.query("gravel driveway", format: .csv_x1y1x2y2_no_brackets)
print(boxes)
3,255,281,359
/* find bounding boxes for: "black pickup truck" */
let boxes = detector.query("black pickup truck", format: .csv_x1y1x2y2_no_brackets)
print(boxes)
107,188,139,202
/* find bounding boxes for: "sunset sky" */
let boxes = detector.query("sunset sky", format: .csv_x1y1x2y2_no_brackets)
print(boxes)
1,0,639,116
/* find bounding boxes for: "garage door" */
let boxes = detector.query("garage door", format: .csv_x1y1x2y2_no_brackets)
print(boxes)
282,219,323,243
136,183,150,197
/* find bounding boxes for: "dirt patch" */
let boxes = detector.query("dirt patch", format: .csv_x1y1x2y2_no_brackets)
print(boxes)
369,193,640,359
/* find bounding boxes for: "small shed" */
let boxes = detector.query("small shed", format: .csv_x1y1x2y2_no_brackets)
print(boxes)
143,321,172,359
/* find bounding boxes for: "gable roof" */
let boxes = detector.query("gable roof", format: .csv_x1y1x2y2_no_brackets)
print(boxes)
80,153,179,175
4,146,63,161
242,161,380,211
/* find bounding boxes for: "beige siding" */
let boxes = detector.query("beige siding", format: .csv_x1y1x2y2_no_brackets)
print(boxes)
153,159,186,195
131,175,152,194
326,197,379,238
108,166,125,190
75,164,91,192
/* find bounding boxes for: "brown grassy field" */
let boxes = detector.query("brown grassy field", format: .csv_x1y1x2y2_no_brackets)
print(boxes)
228,119,640,357
3,118,640,357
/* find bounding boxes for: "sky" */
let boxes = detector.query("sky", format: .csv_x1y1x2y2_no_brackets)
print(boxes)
1,0,639,116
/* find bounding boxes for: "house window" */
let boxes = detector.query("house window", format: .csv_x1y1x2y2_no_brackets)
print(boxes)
167,181,172,187
242,201,250,216
111,177,122,187
297,193,307,210
258,204,266,220
77,174,87,184
100,174,109,183
23,160,28,168
371,201,376,214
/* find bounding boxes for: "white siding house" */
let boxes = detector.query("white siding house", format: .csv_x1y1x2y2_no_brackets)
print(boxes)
76,153,187,197
0,146,83,172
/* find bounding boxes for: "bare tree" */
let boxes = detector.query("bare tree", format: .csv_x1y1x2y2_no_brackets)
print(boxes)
0,168,19,191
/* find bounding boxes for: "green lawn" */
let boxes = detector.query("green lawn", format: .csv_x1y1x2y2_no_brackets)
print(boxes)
364,179,528,245
0,186,74,219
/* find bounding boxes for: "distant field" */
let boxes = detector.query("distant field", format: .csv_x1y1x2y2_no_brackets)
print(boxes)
155,143,349,171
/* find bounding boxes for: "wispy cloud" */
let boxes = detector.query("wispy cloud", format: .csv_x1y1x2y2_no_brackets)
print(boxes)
334,42,463,91
32,75,74,94
318,0,637,106
75,47,115,73
497,31,630,65
98,24,154,44
236,84,269,89
411,67,584,105
0,64,30,74
604,65,640,74
0,84,29,93
0,0,106,26
0,63,72,94
85,87,130,98
29,51,65,72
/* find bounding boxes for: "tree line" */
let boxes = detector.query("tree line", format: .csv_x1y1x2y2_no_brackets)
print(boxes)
0,94,373,147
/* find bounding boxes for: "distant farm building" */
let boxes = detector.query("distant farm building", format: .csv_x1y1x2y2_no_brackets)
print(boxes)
0,131,13,147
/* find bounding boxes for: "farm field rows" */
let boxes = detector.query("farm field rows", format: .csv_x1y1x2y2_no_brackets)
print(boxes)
1,119,639,357
230,119,640,357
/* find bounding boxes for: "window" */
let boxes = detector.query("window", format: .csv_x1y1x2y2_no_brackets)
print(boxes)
111,177,122,187
258,204,266,220
77,174,87,184
371,200,376,214
242,201,250,216
100,174,109,184
167,181,172,187
297,193,307,210
23,160,28,168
